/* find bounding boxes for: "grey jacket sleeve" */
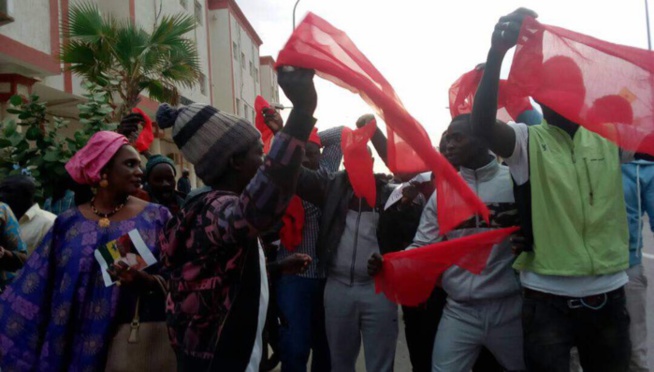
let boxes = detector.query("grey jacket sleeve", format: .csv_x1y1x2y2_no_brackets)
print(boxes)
406,192,443,250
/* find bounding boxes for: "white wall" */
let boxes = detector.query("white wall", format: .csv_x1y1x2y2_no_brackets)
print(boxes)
259,62,279,104
1,0,52,54
208,9,234,113
230,13,259,123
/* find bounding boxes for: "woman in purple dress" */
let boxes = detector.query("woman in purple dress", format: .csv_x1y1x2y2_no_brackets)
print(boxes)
0,131,172,372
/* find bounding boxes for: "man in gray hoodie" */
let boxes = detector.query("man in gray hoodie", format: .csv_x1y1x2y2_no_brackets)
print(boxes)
371,113,523,371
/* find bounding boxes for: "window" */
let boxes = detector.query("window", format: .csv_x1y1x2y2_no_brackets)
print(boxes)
199,72,207,96
240,52,245,69
249,61,253,77
236,99,242,116
233,42,238,60
244,106,249,121
180,0,188,9
194,1,202,25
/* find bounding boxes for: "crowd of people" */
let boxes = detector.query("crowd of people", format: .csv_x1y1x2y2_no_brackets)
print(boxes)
0,7,649,372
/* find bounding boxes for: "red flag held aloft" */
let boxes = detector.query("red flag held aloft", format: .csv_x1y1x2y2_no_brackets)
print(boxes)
506,17,654,154
449,67,533,122
276,13,489,234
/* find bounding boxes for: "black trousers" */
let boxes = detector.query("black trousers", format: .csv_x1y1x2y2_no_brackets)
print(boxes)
523,287,631,372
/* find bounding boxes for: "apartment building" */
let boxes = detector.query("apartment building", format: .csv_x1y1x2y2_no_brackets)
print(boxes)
0,0,277,187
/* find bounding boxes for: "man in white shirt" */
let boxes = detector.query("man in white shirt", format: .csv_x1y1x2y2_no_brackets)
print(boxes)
0,175,56,256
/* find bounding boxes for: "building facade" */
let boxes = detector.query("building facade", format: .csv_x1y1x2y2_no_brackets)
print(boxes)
0,0,277,188
259,55,280,105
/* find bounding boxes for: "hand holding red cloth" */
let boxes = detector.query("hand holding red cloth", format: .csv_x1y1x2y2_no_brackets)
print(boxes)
375,227,519,306
276,12,489,234
506,17,654,154
449,67,532,122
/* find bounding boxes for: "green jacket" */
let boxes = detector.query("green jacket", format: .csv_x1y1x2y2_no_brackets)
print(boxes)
514,121,629,276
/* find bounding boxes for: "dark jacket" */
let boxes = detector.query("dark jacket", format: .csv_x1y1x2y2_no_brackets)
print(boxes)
296,168,423,275
177,176,192,195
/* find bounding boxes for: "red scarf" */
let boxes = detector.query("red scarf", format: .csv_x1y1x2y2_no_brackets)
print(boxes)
342,120,377,207
133,108,154,153
280,196,305,251
280,128,323,251
375,227,519,306
276,12,488,235
505,17,654,154
449,68,532,121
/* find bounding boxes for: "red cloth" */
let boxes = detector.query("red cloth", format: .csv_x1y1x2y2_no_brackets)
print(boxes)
308,127,322,147
255,95,275,154
280,196,305,252
276,12,489,234
280,128,321,251
375,227,519,306
506,17,654,154
449,68,532,122
133,108,154,153
342,120,377,207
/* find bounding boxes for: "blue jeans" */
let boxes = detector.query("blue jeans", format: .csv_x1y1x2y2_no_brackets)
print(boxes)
276,275,330,372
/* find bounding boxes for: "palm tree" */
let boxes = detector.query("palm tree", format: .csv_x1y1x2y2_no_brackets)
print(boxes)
61,2,201,118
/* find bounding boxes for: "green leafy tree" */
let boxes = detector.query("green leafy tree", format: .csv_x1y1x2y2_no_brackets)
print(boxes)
0,85,117,201
61,2,201,118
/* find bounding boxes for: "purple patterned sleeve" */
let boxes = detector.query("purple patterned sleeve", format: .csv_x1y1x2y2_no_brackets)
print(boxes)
209,132,306,243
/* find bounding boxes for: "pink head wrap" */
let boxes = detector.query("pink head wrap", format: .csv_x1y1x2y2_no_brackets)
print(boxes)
65,131,129,185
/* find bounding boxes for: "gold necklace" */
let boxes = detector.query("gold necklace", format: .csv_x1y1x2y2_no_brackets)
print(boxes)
90,196,129,227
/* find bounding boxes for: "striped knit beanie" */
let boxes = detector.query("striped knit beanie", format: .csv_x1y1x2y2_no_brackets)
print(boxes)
156,103,261,185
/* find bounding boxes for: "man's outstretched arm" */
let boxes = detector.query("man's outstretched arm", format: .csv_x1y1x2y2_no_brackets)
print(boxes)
471,8,537,158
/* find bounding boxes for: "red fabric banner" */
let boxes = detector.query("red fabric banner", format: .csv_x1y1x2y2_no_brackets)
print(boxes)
341,120,377,207
449,68,532,122
280,196,305,252
375,227,519,306
506,17,654,154
255,95,275,154
276,12,489,234
133,108,154,153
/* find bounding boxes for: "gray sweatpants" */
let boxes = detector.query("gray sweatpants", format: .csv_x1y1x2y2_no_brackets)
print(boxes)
432,294,525,372
324,278,398,372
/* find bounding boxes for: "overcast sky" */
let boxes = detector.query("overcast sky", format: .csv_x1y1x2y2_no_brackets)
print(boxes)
237,0,652,145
